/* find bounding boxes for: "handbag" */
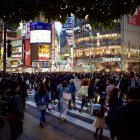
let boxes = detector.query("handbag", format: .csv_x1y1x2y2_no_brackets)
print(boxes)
38,105,47,110
63,92,71,101
93,104,103,117
48,103,53,110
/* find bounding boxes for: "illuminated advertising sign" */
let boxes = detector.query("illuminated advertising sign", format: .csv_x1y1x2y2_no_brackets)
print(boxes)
25,22,30,39
66,30,73,46
128,9,140,26
12,47,22,54
103,58,121,62
30,22,52,44
25,39,31,67
38,45,50,61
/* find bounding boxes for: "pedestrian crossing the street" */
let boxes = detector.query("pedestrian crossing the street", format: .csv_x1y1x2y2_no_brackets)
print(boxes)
26,96,110,138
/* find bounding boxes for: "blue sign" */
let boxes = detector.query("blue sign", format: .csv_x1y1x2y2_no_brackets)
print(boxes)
30,22,52,31
62,16,74,29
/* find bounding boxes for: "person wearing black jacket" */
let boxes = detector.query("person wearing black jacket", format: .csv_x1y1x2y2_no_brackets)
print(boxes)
2,81,24,140
110,87,140,140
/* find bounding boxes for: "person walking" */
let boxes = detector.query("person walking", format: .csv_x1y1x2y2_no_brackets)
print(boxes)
110,87,140,140
58,80,70,121
68,79,77,110
78,79,89,112
105,88,123,139
105,80,116,106
34,82,50,128
92,98,107,140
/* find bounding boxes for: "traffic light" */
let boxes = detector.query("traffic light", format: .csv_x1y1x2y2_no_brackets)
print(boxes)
7,40,12,57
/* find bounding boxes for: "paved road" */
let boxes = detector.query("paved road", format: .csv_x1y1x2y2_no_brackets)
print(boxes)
19,104,110,140
19,79,110,140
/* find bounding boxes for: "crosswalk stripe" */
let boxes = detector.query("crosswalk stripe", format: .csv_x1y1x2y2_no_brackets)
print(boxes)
75,99,90,106
26,101,110,138
67,109,95,120
55,99,90,111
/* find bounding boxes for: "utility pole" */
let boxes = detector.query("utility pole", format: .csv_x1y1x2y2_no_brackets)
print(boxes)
3,23,7,78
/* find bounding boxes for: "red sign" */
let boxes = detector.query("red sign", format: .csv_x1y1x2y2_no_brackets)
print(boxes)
128,9,140,26
25,39,31,67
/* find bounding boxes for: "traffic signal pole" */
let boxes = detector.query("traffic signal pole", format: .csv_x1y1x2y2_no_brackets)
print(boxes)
3,23,6,78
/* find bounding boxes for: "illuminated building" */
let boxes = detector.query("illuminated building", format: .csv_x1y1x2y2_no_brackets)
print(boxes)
73,13,140,72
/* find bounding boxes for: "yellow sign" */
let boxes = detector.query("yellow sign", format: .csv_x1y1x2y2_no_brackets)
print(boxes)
38,45,50,60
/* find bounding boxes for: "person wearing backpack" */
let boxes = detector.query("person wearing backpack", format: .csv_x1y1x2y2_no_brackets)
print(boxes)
92,98,107,140
68,79,77,110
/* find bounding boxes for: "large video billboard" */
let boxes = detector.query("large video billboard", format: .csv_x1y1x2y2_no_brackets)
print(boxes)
30,22,52,44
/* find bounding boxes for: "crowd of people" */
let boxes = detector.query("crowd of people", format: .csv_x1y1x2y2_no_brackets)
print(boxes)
0,71,140,140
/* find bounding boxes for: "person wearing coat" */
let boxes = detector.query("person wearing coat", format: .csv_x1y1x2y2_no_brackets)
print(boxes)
68,79,77,110
106,88,123,139
2,81,24,140
58,80,70,121
34,82,50,128
110,87,140,140
105,80,116,106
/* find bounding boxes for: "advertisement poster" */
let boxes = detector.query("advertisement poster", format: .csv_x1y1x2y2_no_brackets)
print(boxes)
128,8,140,26
25,22,30,39
66,30,73,46
25,39,31,67
38,45,50,61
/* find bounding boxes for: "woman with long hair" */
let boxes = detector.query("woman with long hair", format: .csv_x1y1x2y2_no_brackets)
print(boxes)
106,88,123,139
34,82,50,128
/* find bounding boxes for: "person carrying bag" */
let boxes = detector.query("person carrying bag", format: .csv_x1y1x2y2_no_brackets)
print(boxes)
34,82,50,128
58,80,70,121
78,79,89,112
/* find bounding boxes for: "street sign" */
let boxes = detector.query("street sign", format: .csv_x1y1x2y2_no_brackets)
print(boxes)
62,16,74,29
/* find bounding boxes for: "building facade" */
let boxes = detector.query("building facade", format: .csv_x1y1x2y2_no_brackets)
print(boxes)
73,14,140,72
